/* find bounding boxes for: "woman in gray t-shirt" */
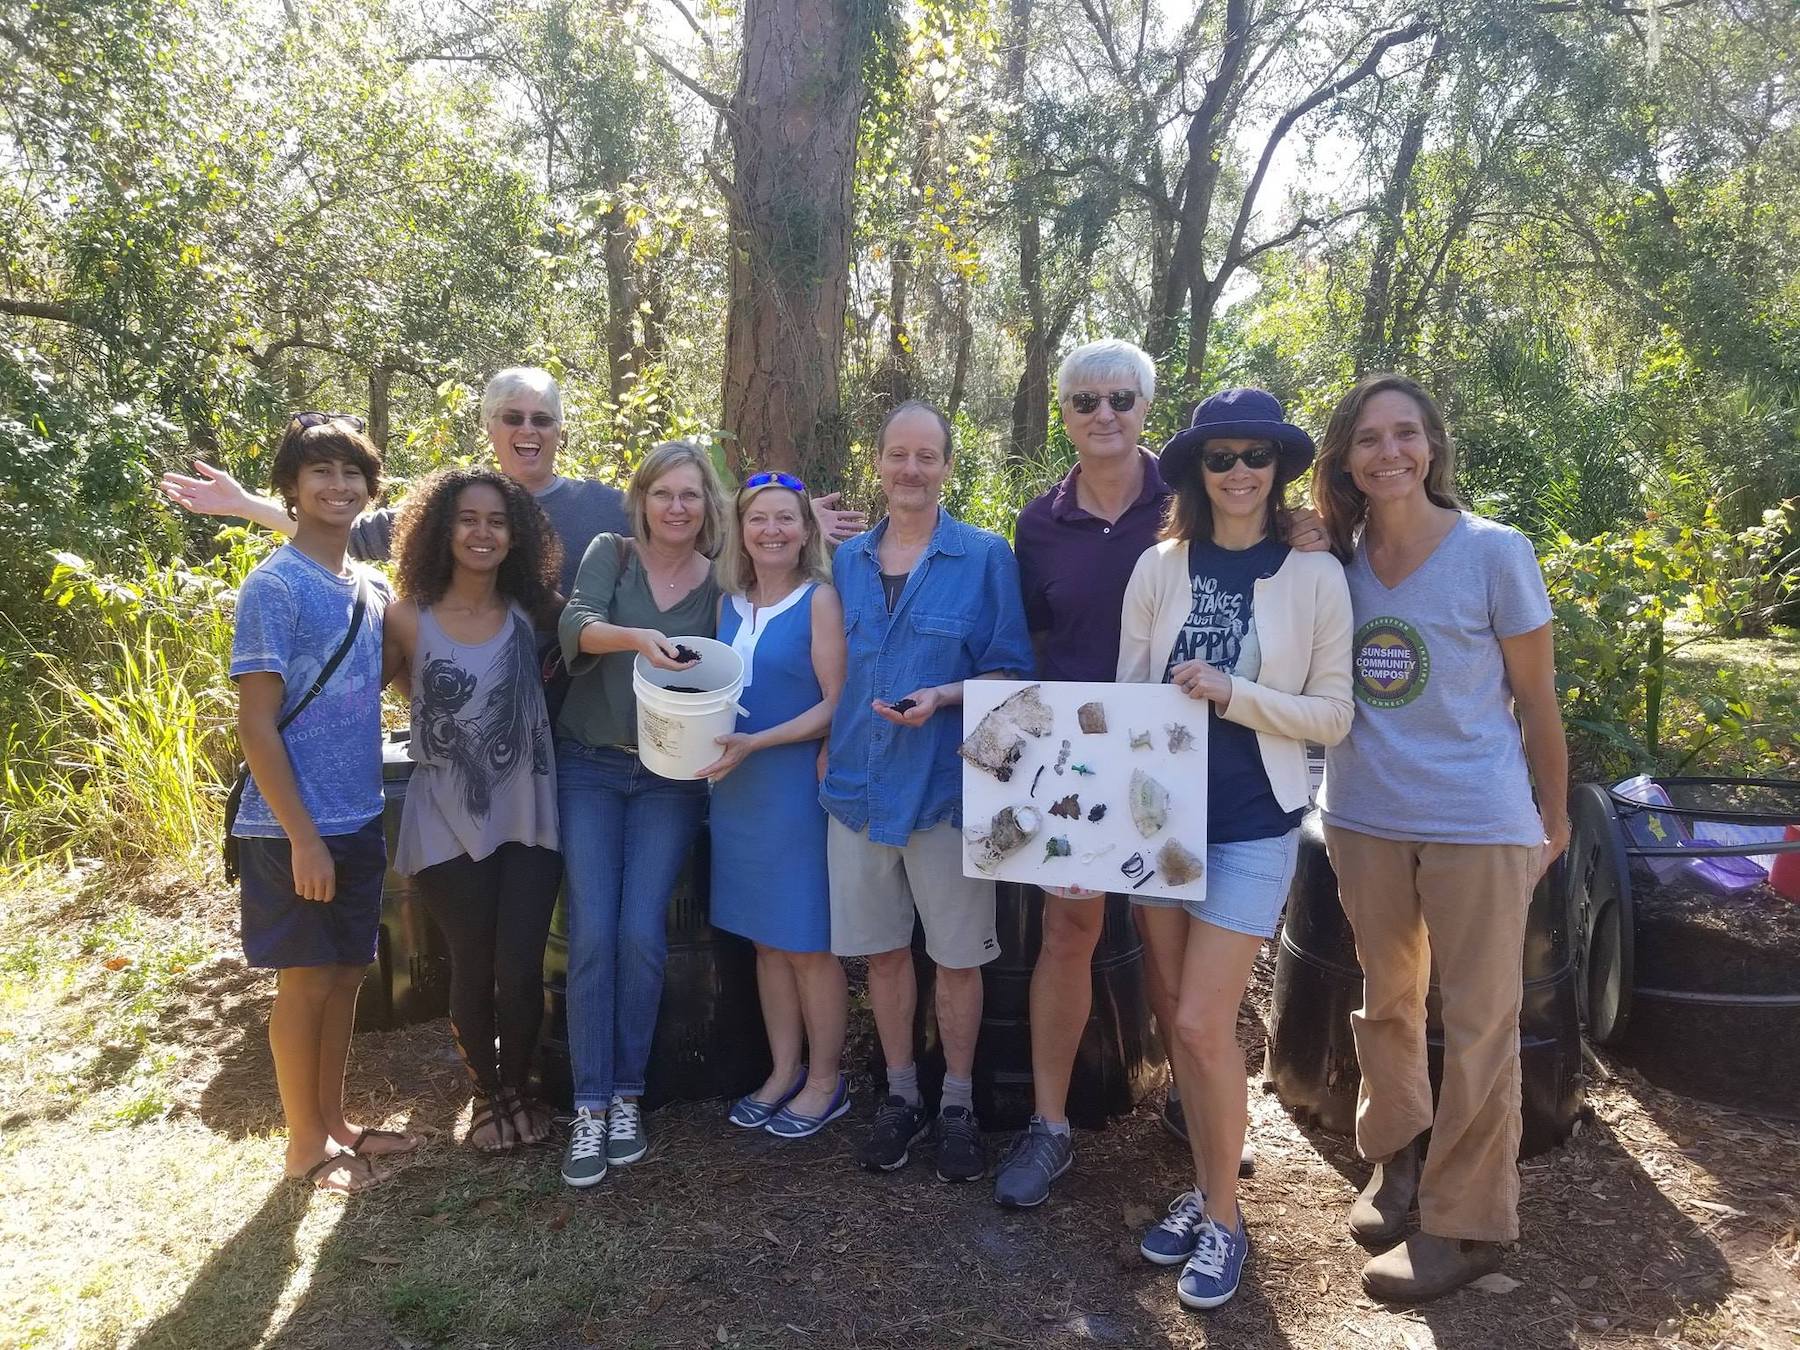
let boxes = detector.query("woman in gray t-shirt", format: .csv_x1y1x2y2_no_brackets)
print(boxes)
385,467,565,1153
1311,374,1569,1304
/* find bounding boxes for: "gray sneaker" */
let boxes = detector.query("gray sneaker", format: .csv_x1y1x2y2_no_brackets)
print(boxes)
606,1095,648,1166
993,1115,1074,1208
560,1107,608,1188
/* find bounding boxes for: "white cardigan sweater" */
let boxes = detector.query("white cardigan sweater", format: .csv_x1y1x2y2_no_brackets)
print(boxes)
1116,540,1355,813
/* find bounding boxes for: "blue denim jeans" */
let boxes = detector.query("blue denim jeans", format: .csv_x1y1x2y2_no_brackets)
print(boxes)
556,739,707,1109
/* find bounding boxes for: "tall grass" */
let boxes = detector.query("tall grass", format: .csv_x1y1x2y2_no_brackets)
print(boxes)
1,532,268,875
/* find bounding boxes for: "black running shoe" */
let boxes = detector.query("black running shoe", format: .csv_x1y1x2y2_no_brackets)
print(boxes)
933,1106,984,1183
858,1094,930,1172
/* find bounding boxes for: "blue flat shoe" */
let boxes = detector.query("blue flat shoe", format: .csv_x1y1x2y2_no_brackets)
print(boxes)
728,1070,807,1129
766,1075,851,1139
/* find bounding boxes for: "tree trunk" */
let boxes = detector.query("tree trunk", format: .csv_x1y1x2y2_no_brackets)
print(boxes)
602,207,638,404
1005,0,1050,468
1143,0,1250,364
1355,34,1447,374
721,0,877,485
367,363,392,454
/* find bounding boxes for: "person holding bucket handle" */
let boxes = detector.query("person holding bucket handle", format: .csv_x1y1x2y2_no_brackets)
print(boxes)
821,400,1035,1183
698,471,852,1137
1312,373,1568,1303
384,468,565,1153
554,440,726,1187
159,367,867,581
1116,389,1354,1310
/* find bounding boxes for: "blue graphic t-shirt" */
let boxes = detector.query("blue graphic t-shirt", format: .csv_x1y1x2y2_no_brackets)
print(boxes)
1165,536,1304,844
230,544,390,838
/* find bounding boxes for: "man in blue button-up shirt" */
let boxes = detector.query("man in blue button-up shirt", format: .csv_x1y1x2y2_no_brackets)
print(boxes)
821,400,1034,1182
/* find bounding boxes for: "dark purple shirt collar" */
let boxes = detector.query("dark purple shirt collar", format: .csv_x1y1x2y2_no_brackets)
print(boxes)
1048,447,1169,523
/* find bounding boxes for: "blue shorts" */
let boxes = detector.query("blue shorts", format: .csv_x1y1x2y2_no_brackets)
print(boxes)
1129,830,1300,939
238,815,386,969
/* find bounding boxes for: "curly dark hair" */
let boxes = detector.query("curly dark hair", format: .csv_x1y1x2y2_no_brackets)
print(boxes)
391,467,561,615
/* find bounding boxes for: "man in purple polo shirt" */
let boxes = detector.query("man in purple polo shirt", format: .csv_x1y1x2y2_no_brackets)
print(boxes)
995,339,1326,1209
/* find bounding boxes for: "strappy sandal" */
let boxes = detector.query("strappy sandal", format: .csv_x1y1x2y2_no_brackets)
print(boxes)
467,1093,520,1154
346,1126,422,1159
291,1152,387,1194
504,1091,556,1147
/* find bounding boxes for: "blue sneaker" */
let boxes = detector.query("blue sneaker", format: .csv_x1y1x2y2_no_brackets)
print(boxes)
1177,1214,1248,1310
766,1075,852,1139
1140,1188,1208,1265
728,1070,807,1129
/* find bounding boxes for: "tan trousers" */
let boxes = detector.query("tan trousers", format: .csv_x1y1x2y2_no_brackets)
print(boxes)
1323,824,1540,1242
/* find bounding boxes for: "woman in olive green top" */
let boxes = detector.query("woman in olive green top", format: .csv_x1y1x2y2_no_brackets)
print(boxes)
554,440,727,1187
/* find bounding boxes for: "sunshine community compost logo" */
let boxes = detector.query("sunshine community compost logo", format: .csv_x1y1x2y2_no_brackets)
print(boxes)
1352,616,1429,708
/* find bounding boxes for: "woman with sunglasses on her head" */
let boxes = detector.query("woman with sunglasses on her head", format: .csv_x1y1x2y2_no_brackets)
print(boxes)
1117,389,1353,1311
385,468,564,1153
553,439,728,1188
696,471,852,1138
1311,374,1568,1304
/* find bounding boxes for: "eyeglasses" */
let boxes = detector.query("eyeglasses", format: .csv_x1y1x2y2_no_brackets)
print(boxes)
1201,446,1277,474
744,471,807,494
291,411,366,433
1066,390,1138,415
497,410,559,429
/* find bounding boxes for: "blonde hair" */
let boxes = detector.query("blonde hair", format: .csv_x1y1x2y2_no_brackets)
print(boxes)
627,440,728,558
717,483,831,596
1313,372,1465,560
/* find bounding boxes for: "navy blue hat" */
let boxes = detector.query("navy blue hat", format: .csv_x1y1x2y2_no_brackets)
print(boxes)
1159,387,1315,485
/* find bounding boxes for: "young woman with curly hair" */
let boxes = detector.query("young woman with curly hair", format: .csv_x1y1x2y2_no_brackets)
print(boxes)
385,467,566,1152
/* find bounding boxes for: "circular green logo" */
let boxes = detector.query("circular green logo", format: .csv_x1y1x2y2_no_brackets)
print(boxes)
1353,617,1429,708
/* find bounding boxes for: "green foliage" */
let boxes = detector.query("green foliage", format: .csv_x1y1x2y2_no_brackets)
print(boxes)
1541,503,1800,780
2,534,267,872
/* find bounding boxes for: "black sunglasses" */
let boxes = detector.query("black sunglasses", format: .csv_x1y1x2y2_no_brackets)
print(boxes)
497,410,559,429
1201,446,1277,474
744,470,807,494
1067,389,1138,415
291,411,366,433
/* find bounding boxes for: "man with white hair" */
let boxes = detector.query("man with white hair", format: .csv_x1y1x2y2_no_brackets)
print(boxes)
994,339,1327,1210
159,367,865,589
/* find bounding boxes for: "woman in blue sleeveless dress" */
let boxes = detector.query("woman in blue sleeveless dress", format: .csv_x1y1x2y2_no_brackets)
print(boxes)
699,472,850,1138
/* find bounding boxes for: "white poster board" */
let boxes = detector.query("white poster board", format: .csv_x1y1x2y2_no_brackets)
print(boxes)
959,680,1209,901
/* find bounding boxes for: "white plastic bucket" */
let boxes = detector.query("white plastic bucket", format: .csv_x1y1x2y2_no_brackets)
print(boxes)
632,636,746,780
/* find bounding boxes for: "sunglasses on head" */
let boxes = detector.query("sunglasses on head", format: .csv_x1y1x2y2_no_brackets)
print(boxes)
1202,446,1277,474
744,470,807,494
1067,389,1139,415
497,410,559,429
291,411,366,433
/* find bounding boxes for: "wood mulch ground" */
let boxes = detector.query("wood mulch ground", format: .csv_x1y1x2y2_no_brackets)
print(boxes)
2,870,1796,1349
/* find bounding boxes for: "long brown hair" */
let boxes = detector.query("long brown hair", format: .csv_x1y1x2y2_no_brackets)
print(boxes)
1312,373,1464,560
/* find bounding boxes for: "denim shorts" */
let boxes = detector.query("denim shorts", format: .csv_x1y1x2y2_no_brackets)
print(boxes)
1129,829,1300,939
238,814,386,968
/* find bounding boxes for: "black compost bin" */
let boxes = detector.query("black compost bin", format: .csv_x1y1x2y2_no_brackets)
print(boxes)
354,733,451,1032
1264,810,1584,1157
537,828,772,1110
1564,778,1800,1114
881,883,1163,1130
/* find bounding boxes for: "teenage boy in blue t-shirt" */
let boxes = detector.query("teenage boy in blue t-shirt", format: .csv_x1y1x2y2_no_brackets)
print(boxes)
230,414,417,1193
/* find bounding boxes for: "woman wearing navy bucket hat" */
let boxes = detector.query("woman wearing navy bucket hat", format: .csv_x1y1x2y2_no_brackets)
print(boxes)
1117,388,1354,1310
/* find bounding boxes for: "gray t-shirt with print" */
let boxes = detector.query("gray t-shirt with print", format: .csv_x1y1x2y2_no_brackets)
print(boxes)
1319,512,1552,846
